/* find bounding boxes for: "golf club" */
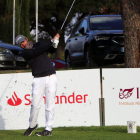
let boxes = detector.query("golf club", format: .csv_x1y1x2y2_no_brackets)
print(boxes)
58,0,75,34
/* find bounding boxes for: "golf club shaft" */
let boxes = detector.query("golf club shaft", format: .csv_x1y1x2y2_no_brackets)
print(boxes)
60,0,75,30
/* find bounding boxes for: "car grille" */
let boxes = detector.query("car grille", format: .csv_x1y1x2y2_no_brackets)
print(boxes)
112,36,124,46
0,61,15,66
11,50,23,55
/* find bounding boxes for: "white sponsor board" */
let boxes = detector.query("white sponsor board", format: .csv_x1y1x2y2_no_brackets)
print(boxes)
0,69,101,130
102,68,140,126
54,69,101,127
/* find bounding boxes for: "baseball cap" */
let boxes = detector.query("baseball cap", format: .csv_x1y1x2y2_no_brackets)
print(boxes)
15,35,26,46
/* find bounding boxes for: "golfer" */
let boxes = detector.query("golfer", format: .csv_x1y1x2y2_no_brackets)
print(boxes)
15,33,60,136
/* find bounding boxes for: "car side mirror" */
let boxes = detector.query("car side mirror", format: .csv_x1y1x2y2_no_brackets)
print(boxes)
78,27,85,35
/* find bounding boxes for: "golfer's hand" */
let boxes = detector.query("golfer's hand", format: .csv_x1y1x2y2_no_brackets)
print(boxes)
52,33,60,48
52,33,60,42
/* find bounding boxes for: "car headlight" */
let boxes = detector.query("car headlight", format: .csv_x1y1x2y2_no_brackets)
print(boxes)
0,47,13,54
95,36,110,41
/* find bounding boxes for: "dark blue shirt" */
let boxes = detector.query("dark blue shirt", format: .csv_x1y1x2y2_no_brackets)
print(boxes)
22,40,56,77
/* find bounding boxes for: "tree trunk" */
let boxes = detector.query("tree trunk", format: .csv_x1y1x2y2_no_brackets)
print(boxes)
120,0,140,68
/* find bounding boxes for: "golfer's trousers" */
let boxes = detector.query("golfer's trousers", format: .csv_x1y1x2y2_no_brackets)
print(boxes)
29,74,58,131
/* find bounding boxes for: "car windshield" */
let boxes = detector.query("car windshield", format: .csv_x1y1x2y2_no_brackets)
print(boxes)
90,16,123,30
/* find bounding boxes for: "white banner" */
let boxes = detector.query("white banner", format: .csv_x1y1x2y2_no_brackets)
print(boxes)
102,68,140,126
0,69,101,130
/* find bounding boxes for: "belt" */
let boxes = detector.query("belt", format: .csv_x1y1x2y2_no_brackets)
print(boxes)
34,74,53,78
48,74,53,76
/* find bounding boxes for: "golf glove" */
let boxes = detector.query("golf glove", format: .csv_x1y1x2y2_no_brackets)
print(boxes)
52,37,59,48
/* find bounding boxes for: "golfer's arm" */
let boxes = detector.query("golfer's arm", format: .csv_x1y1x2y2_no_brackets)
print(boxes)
23,41,52,59
47,46,57,54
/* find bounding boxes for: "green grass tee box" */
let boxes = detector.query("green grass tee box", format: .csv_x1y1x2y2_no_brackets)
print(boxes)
0,126,140,140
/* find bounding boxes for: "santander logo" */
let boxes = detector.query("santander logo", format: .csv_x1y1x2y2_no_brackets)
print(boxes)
7,92,88,106
7,91,22,106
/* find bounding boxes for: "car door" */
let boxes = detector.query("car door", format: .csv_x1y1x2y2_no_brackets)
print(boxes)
75,18,88,60
67,21,82,61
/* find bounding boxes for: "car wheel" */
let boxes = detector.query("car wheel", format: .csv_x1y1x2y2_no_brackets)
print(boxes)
85,47,98,68
65,53,71,68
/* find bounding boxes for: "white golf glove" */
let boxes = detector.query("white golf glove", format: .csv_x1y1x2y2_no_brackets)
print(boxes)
52,33,60,48
52,37,59,48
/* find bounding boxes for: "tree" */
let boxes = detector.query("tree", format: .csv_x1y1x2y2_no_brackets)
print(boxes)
0,0,31,43
0,0,13,43
120,0,140,68
20,0,31,40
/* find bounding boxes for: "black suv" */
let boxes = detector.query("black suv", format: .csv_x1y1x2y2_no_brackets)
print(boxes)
65,15,124,68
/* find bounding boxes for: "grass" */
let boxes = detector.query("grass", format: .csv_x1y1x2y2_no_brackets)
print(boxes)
0,126,140,140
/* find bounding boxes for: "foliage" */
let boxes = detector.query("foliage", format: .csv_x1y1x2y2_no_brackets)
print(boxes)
0,1,13,43
0,0,31,43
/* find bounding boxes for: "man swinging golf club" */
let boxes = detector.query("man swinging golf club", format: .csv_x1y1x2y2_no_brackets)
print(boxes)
15,33,60,136
15,0,75,136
